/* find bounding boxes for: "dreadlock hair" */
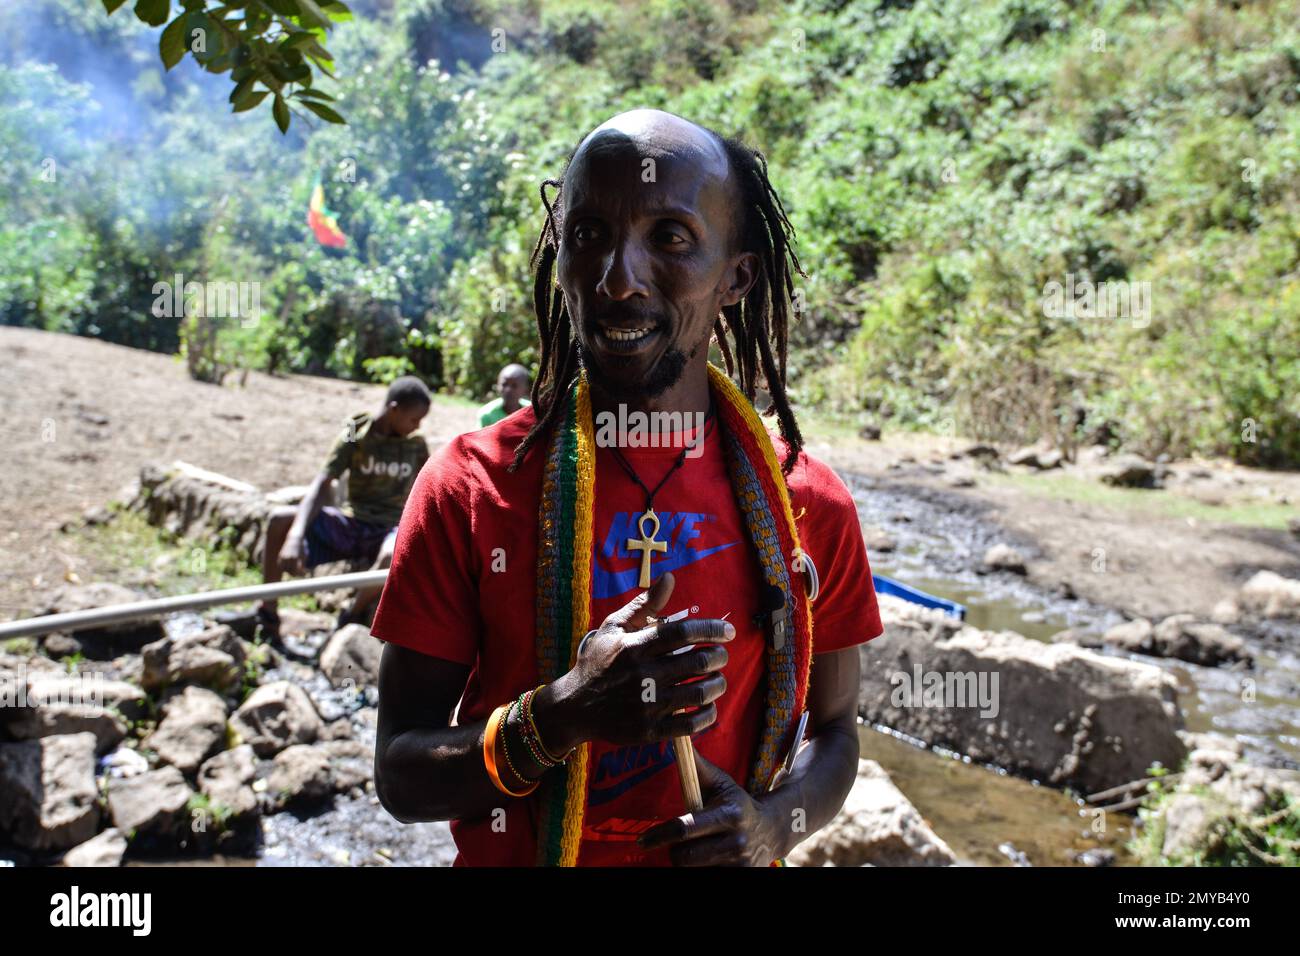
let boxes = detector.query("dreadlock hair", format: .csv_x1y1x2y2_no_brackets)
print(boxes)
508,127,808,475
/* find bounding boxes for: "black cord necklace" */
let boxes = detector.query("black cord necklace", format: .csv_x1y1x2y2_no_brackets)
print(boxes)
607,400,715,588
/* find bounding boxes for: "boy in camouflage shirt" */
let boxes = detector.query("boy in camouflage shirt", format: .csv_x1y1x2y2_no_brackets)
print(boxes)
257,376,431,638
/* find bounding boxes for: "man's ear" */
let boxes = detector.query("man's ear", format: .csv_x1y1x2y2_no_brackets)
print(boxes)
719,251,760,309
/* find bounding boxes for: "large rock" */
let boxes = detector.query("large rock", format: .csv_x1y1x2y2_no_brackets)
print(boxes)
131,463,272,565
229,681,323,757
106,765,194,841
1100,616,1249,667
1097,454,1158,488
277,608,338,637
7,702,127,755
268,744,333,810
860,597,1187,794
0,733,101,851
33,583,164,659
979,543,1027,575
147,686,229,774
25,675,148,722
62,829,128,867
787,760,956,867
198,745,259,821
1238,571,1300,620
1008,446,1062,470
1152,615,1250,667
1100,618,1155,653
5,672,134,754
142,624,246,693
320,624,382,688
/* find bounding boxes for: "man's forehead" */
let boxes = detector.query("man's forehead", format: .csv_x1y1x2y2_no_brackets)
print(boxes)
564,109,732,204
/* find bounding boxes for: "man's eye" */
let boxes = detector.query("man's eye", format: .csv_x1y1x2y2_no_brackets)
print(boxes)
573,225,599,242
656,230,687,247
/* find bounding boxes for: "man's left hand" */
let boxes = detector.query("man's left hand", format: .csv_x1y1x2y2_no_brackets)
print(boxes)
638,750,784,866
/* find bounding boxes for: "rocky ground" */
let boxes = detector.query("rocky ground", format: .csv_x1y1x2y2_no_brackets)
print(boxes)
0,603,459,866
5,583,1297,867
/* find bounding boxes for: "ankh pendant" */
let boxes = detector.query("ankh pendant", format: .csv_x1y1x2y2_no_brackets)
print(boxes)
626,508,668,589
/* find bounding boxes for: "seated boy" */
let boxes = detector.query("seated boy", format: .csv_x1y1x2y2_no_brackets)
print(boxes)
256,376,431,639
477,363,531,427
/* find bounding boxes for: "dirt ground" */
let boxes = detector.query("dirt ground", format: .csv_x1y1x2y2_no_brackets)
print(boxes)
0,327,479,619
3,326,1298,624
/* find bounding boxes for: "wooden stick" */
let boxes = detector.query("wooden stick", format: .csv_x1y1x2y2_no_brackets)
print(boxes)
673,732,704,812
1085,772,1182,804
1092,794,1151,814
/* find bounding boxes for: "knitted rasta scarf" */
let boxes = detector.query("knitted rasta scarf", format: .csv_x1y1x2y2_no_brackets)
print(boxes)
532,362,813,867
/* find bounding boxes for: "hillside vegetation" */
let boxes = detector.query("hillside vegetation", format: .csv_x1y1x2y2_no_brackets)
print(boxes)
2,0,1297,464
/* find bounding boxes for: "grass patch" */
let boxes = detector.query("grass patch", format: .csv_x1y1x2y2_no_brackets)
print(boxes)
1130,768,1300,867
983,472,1295,530
62,508,320,611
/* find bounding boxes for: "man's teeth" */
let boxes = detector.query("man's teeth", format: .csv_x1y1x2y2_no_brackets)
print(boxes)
603,327,653,341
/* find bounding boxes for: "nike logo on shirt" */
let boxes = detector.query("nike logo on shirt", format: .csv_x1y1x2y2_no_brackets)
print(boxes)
592,510,738,600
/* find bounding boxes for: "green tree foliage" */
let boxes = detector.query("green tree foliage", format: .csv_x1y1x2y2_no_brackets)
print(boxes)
101,0,353,131
2,0,1298,465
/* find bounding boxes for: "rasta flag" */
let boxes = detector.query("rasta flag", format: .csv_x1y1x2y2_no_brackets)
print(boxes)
307,175,348,249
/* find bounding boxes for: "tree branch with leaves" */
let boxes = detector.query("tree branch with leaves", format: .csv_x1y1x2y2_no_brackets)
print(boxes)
100,0,352,131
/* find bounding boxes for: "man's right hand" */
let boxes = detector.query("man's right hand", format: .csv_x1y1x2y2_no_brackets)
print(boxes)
541,572,733,752
278,534,306,576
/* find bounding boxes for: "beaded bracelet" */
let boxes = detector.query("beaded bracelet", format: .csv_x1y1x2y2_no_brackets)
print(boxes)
483,703,538,798
523,683,576,765
498,698,533,788
514,688,559,768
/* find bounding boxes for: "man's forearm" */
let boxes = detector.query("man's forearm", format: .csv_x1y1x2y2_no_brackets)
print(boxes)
755,721,859,858
377,695,577,823
378,719,515,822
289,476,329,540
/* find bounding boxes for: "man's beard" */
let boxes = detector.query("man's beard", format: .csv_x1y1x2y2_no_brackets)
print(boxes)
576,341,690,401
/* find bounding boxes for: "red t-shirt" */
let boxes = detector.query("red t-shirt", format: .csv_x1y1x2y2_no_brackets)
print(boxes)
370,404,883,866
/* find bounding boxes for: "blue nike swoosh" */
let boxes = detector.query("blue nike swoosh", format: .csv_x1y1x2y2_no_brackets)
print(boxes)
592,541,738,600
587,757,676,806
587,725,717,805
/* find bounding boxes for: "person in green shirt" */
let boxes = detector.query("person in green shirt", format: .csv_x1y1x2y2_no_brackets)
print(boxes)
477,363,532,427
256,376,431,640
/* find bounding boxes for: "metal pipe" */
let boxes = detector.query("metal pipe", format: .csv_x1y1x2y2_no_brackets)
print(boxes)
0,570,390,641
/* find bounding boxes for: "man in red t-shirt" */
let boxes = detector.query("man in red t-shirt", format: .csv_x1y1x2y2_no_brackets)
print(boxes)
371,109,883,866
